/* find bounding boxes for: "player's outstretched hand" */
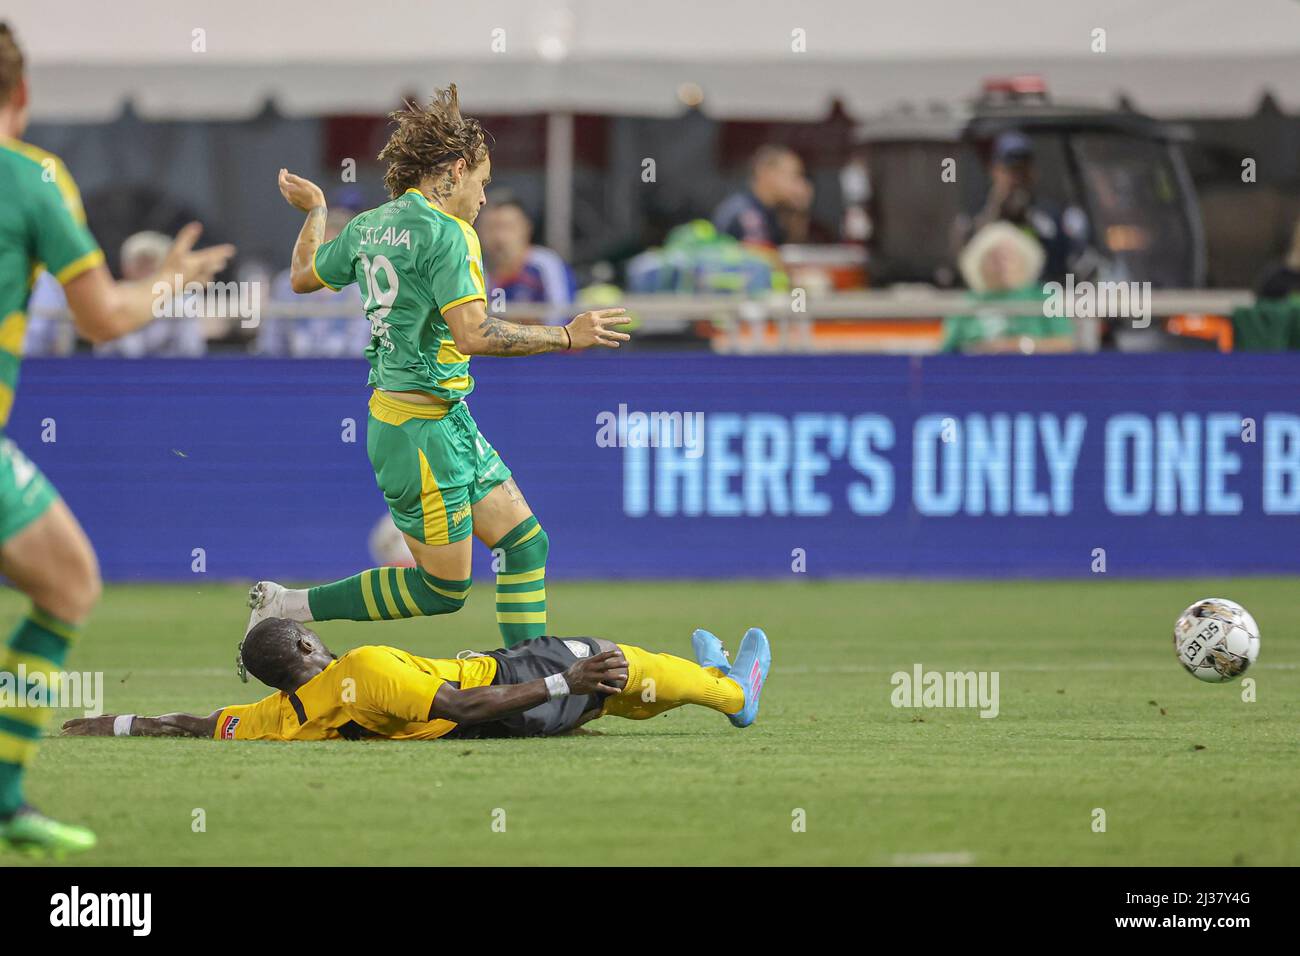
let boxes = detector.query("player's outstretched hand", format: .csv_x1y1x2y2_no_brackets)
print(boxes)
161,222,236,286
566,308,631,349
564,649,629,696
278,168,327,213
61,715,115,736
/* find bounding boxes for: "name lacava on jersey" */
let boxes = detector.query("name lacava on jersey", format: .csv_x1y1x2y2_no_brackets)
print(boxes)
357,225,412,250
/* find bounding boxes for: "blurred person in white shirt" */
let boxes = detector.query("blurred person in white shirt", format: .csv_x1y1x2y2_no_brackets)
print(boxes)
24,271,75,355
259,206,366,357
95,231,206,357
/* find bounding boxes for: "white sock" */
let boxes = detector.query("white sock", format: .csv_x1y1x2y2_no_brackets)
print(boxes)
280,588,313,622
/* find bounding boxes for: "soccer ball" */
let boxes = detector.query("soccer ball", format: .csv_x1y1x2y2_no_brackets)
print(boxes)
1173,598,1260,683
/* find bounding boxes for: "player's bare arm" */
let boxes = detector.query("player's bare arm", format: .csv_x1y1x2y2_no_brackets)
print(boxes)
431,648,628,724
444,299,631,356
62,711,222,739
61,223,235,344
278,168,329,293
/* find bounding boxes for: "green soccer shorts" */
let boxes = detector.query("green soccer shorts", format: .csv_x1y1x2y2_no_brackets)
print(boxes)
366,390,513,546
0,436,59,545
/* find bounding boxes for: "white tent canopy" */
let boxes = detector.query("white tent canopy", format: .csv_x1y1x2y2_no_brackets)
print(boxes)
12,0,1300,120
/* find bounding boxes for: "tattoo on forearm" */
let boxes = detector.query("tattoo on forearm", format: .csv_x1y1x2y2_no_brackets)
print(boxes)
475,316,567,356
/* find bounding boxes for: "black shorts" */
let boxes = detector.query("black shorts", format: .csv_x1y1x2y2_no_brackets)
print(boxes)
444,636,605,739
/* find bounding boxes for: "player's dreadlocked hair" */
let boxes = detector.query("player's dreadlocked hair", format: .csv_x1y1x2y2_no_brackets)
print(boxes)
378,84,490,200
0,22,25,102
238,618,318,690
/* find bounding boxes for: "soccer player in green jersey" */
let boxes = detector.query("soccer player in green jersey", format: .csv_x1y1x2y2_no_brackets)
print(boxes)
0,23,234,856
248,85,629,649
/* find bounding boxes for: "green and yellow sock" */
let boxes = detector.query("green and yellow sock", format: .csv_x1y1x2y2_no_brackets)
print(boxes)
492,516,549,647
307,568,471,622
0,607,81,819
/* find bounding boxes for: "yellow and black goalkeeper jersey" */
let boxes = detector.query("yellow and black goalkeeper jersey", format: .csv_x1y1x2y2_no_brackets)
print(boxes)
214,645,497,741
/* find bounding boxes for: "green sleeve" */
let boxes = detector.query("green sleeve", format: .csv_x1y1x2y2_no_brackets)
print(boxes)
426,220,486,313
311,219,357,291
27,160,104,285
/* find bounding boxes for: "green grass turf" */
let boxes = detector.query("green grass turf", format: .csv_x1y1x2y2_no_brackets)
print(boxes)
2,578,1296,866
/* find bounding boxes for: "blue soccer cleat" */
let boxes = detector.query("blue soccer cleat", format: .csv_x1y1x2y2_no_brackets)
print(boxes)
726,627,771,728
691,628,731,675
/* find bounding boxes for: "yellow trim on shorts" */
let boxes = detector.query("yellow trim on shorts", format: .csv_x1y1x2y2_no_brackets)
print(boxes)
368,389,452,425
496,568,545,585
438,376,471,392
54,249,105,285
496,611,547,624
417,449,450,545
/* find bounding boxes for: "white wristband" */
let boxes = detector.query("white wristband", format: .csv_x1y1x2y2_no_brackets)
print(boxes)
543,673,570,700
113,714,136,737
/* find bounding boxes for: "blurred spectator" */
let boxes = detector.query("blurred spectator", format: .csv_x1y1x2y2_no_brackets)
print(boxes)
259,207,367,357
774,174,820,244
479,196,575,324
96,231,206,357
1254,217,1300,301
24,271,75,356
951,132,1090,285
713,145,810,248
943,222,1074,354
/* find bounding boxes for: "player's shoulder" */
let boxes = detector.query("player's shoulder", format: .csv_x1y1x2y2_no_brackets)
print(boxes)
0,137,72,193
339,644,410,669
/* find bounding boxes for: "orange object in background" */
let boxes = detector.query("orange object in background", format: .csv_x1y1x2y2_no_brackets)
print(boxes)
1167,315,1234,352
780,244,868,291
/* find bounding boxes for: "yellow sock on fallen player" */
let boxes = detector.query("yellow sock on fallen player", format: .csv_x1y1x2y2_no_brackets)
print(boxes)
602,644,744,720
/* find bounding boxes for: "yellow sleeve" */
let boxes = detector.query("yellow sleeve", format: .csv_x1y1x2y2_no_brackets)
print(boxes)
350,647,446,724
213,693,284,740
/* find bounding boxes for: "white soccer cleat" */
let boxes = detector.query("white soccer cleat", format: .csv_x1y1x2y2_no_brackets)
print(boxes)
246,580,288,634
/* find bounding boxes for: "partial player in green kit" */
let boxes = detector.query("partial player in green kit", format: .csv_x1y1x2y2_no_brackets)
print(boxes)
249,84,630,648
0,22,234,857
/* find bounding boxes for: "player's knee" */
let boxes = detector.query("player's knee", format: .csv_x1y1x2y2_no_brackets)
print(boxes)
500,521,548,570
532,524,550,564
413,562,471,614
443,578,470,612
38,546,101,624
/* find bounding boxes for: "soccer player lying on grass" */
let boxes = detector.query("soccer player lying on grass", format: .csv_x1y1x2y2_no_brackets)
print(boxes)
61,619,770,742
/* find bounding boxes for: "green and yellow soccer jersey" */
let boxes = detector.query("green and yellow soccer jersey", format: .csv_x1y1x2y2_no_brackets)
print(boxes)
312,187,486,402
0,138,104,426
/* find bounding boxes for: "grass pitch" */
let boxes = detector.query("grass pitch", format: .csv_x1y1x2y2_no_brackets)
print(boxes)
3,577,1296,867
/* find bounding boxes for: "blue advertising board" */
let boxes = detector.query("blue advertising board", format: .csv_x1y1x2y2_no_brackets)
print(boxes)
7,354,1299,581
